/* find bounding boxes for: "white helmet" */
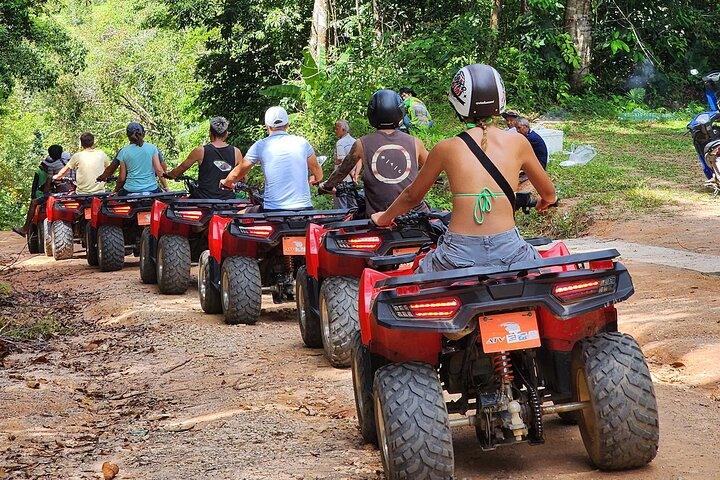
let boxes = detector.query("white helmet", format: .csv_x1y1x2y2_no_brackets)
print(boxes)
448,64,506,120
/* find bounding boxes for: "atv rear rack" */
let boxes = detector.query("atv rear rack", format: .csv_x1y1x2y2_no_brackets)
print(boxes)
378,249,621,288
371,249,633,331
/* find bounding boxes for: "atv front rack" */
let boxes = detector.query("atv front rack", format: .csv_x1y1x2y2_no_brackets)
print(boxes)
372,249,633,331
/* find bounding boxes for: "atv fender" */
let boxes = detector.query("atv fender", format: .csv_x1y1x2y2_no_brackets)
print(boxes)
208,215,233,263
359,268,442,365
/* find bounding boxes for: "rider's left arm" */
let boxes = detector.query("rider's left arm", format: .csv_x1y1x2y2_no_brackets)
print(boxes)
222,158,254,187
372,139,446,226
167,147,203,179
307,154,323,185
321,140,363,192
117,162,127,190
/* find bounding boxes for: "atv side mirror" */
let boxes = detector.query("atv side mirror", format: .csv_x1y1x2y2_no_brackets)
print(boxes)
691,69,699,76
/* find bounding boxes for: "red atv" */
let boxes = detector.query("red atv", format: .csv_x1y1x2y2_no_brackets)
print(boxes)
352,213,659,479
88,190,185,271
138,176,254,294
45,185,111,261
199,207,349,325
297,210,443,368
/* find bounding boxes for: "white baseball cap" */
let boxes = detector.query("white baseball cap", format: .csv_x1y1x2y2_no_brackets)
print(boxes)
264,106,289,128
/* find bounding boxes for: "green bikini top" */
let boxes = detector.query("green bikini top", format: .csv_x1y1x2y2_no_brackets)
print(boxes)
454,189,506,224
455,131,516,225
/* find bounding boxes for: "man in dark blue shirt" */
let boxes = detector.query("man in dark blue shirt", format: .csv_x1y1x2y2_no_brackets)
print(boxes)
517,118,548,169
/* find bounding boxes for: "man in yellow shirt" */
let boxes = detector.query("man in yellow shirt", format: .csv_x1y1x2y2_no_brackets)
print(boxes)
53,132,110,194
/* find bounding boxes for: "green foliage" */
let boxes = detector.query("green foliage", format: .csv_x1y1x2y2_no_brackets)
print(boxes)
0,0,84,104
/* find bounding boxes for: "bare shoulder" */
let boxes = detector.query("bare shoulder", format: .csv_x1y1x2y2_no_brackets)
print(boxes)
431,136,459,153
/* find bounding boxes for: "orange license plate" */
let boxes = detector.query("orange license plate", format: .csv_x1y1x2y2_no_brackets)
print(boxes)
479,311,540,353
282,236,306,256
84,208,92,220
137,212,151,226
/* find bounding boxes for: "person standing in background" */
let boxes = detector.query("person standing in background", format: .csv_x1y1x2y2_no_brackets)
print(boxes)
333,119,358,209
516,117,548,169
501,111,520,131
399,87,434,130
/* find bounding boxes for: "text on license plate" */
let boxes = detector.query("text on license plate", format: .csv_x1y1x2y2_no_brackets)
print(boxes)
479,311,540,353
282,236,306,256
137,212,151,226
84,208,92,220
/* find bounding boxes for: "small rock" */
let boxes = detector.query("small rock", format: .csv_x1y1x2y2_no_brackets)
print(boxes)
26,379,40,389
101,462,119,480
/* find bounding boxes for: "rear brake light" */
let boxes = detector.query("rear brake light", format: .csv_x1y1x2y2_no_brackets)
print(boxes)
61,201,81,210
589,259,614,270
393,297,461,319
553,276,616,302
238,224,274,238
337,235,382,251
177,210,204,221
110,205,132,216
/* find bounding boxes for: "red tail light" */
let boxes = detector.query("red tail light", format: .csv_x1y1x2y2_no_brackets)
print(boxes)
553,276,616,302
177,210,204,222
238,224,274,238
110,205,132,216
61,201,81,210
338,235,382,251
393,297,461,319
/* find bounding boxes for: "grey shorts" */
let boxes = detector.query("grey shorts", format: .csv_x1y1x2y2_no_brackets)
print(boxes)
417,228,539,273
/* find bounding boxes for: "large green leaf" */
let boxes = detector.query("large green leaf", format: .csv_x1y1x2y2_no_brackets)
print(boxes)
259,84,302,99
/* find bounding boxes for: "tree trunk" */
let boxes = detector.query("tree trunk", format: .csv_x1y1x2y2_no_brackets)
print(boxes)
372,0,382,40
309,0,329,58
490,0,501,30
565,0,592,88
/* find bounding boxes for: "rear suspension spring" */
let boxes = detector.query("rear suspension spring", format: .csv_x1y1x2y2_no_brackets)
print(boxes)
492,352,514,385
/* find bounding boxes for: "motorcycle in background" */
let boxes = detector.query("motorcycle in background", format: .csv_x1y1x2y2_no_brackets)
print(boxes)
688,70,720,192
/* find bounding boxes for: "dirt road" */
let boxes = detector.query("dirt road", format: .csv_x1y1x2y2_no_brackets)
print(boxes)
1,230,719,479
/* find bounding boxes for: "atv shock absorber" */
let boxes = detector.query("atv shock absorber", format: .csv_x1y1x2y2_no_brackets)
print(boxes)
493,352,527,441
492,351,514,388
284,255,294,272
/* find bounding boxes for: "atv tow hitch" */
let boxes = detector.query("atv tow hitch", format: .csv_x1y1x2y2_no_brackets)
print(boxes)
448,401,589,428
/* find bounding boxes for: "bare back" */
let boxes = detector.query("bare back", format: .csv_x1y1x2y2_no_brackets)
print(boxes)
440,126,546,235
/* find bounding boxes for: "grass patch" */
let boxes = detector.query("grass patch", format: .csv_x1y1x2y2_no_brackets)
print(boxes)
0,315,70,341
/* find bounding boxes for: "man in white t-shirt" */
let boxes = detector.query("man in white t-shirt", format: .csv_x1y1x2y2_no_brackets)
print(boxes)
221,106,324,211
333,119,359,209
54,132,111,194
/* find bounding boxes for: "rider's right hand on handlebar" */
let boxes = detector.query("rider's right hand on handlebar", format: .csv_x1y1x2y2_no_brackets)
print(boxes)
535,197,558,212
219,178,234,191
370,211,394,228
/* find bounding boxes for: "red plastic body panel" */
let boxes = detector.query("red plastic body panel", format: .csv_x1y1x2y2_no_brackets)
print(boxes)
360,239,621,363
208,215,233,263
311,225,366,281
150,200,191,240
360,268,442,365
91,197,128,228
46,196,79,223
537,305,617,351
31,202,46,224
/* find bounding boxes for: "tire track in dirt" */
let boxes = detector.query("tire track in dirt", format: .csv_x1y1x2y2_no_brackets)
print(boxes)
1,232,719,479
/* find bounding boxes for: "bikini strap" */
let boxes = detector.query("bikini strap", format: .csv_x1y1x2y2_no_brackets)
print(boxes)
457,131,516,212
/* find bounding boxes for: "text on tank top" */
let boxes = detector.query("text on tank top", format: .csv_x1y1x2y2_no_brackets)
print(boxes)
196,144,235,199
360,130,418,214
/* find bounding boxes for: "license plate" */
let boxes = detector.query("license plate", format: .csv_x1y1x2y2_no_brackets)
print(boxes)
84,208,92,220
393,247,418,269
479,311,541,353
393,247,419,256
282,236,306,256
137,212,151,226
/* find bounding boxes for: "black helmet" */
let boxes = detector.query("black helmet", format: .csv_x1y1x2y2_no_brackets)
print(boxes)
367,89,404,129
448,64,506,120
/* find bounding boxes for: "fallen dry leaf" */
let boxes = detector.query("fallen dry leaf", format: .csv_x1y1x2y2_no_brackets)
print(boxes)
102,461,119,480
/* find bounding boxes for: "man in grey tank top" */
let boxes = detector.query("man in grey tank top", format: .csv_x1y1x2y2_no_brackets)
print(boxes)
319,90,429,216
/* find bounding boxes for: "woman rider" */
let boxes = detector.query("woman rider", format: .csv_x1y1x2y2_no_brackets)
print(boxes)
116,123,166,195
164,117,244,199
371,64,557,272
